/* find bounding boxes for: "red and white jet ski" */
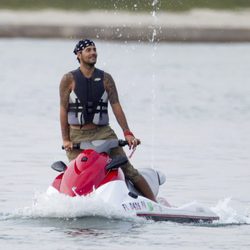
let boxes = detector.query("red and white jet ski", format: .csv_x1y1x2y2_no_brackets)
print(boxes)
47,139,219,223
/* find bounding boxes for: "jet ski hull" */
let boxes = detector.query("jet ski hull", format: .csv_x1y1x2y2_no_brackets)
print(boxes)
49,140,219,223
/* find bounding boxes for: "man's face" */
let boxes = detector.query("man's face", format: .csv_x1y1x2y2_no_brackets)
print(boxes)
77,45,97,66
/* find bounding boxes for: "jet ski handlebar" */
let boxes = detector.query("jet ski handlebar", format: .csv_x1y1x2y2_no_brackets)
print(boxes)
118,139,129,147
61,144,80,150
62,139,128,150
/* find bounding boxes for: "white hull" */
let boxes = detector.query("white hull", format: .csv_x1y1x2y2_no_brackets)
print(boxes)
86,180,218,223
47,179,219,223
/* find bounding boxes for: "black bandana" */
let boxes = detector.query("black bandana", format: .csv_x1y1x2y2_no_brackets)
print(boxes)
73,39,95,54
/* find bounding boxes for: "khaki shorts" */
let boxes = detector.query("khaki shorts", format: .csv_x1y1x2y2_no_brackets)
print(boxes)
66,125,140,183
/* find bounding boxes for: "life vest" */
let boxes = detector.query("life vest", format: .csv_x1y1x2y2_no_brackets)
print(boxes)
67,68,109,126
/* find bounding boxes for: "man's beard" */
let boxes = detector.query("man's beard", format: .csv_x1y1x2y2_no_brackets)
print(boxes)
83,59,96,68
87,61,96,67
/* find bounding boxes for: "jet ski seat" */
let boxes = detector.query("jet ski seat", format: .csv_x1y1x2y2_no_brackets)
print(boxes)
106,156,128,171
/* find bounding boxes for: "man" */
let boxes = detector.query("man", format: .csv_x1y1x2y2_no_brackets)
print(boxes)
59,39,156,202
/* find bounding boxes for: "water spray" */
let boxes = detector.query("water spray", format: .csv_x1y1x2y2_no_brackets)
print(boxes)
150,0,161,168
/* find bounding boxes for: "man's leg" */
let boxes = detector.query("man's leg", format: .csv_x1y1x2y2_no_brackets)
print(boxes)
132,175,157,202
66,127,100,161
66,127,83,161
110,146,156,202
98,125,157,202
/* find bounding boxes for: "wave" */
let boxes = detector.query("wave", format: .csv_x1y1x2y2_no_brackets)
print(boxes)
1,194,249,226
211,197,250,225
0,191,139,221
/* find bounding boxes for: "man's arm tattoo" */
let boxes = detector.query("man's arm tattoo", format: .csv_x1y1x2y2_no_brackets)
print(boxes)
59,73,73,141
60,73,73,108
104,73,119,104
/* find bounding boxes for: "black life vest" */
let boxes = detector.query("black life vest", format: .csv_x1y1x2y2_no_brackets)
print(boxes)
67,68,109,126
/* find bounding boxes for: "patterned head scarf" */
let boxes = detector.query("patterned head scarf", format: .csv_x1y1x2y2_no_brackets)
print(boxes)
73,39,95,54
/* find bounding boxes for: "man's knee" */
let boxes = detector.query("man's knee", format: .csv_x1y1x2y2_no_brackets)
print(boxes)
121,162,141,183
66,149,82,162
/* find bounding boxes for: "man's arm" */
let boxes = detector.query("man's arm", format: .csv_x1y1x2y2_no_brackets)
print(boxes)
59,73,73,149
104,73,139,148
104,73,129,132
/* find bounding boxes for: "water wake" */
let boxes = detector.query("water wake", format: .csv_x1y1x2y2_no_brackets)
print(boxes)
21,191,135,219
0,191,140,222
211,197,250,225
1,194,249,227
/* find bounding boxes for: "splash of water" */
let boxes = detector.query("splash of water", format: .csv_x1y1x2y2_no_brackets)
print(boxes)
151,0,160,43
2,193,250,226
9,191,137,220
152,0,159,6
150,0,160,168
211,198,250,225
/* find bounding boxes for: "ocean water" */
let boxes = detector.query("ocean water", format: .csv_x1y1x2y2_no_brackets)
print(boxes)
0,39,250,250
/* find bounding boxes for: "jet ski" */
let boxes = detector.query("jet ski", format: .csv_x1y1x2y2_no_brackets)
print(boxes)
47,139,219,223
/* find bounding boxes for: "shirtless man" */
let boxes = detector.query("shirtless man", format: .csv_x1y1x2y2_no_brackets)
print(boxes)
59,39,156,202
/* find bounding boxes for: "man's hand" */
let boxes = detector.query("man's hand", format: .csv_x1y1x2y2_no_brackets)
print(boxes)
125,135,141,150
63,140,73,151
